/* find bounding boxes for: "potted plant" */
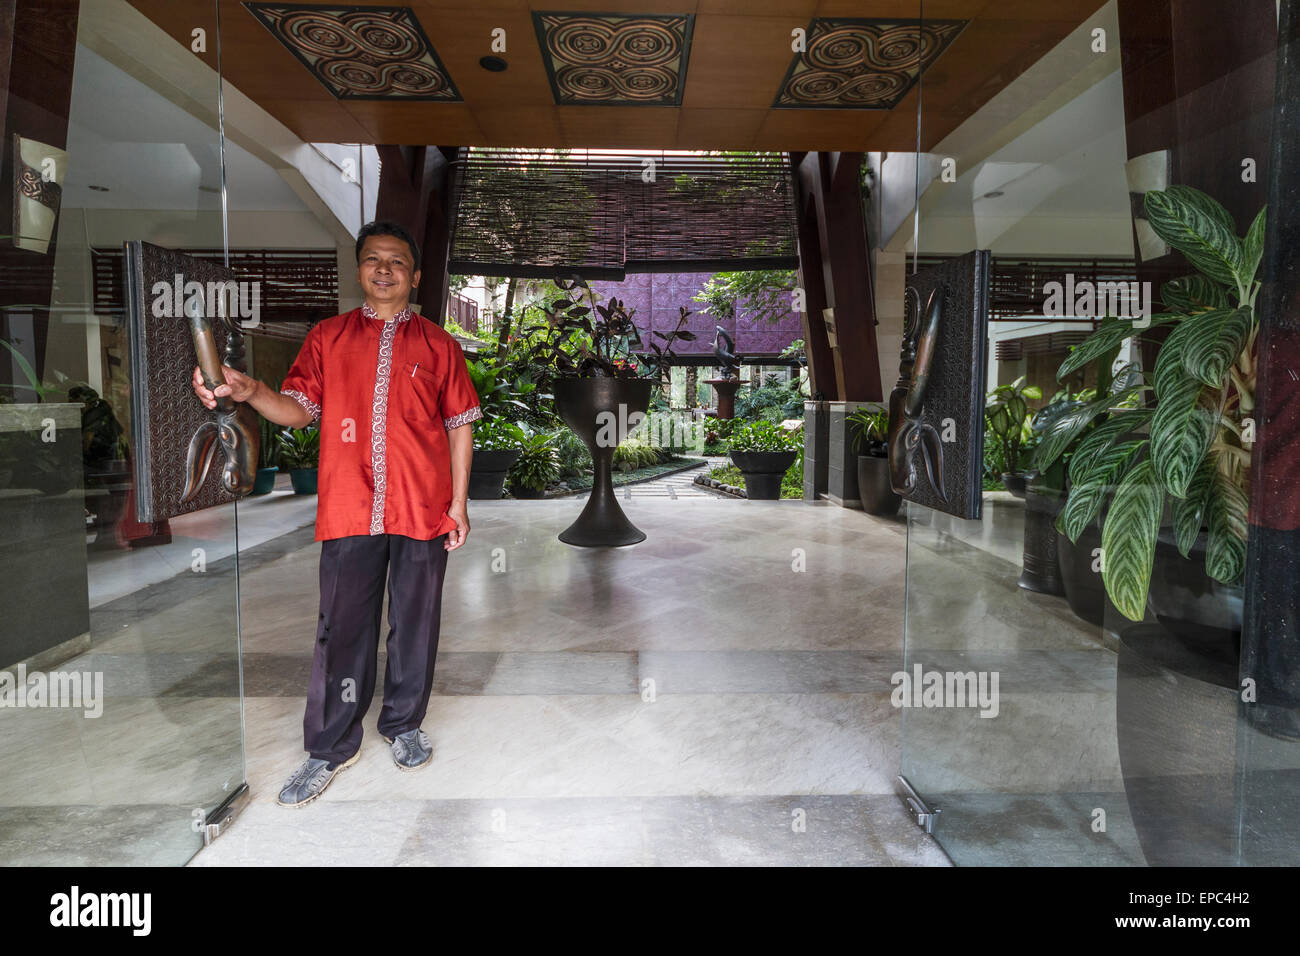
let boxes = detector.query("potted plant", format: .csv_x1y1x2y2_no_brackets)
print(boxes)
518,274,694,546
1037,185,1261,631
1030,361,1141,621
469,418,525,499
1032,186,1265,865
506,427,560,499
847,404,900,516
275,425,320,495
728,419,801,500
985,376,1042,497
466,356,536,498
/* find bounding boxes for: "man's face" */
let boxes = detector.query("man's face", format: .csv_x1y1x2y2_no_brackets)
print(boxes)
357,234,421,307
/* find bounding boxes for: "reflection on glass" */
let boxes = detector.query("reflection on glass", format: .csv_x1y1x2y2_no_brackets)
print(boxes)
0,0,243,865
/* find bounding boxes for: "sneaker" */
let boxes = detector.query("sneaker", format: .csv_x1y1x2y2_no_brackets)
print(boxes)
276,751,360,808
383,728,433,771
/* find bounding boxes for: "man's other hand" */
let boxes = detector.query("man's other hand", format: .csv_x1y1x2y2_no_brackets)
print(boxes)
192,364,258,410
445,502,470,551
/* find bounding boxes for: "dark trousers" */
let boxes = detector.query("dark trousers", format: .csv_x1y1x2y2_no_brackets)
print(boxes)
303,533,450,764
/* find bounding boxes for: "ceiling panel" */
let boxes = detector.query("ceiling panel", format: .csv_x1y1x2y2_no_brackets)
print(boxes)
121,0,1108,150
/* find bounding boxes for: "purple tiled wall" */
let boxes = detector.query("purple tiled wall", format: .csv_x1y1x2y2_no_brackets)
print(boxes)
588,272,803,359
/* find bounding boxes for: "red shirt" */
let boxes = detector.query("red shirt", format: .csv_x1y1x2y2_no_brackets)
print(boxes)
279,304,481,542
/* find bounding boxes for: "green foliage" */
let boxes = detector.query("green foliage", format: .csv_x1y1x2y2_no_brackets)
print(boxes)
729,419,801,453
1101,459,1164,621
735,378,803,421
465,357,534,421
0,339,72,403
692,270,797,326
275,426,320,470
506,428,561,492
515,274,695,390
549,427,592,478
847,404,889,456
613,437,670,472
1144,187,1245,291
1052,185,1262,621
985,376,1042,475
635,411,707,455
473,417,527,451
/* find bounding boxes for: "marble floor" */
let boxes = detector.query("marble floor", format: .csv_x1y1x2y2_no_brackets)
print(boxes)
11,485,1258,866
190,497,949,866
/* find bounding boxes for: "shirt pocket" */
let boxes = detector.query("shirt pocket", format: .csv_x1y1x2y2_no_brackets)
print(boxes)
398,360,442,422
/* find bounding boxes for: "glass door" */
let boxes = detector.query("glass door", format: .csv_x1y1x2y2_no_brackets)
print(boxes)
0,0,245,865
894,0,1287,865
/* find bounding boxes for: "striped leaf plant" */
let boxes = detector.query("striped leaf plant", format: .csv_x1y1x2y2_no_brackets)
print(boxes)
1034,186,1263,622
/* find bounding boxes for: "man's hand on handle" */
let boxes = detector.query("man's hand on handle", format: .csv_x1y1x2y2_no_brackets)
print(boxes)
192,364,259,410
191,364,312,428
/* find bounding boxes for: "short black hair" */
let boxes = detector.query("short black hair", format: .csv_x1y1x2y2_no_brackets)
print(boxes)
355,220,421,267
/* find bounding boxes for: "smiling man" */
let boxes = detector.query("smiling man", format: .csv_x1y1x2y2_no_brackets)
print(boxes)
192,220,481,807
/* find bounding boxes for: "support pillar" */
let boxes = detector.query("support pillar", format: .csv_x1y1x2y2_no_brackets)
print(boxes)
791,151,883,403
374,145,462,325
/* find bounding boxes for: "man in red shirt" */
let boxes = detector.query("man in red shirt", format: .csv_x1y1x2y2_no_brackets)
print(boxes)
192,221,481,807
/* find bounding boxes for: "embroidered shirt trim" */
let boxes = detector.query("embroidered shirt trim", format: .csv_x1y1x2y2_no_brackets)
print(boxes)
362,302,412,323
282,389,321,423
369,317,400,534
444,406,483,430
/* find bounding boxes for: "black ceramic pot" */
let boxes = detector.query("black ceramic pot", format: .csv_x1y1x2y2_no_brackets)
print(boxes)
1057,520,1108,627
469,448,522,500
1018,487,1065,595
552,377,652,546
1148,530,1244,654
253,466,278,495
289,468,317,495
856,454,901,516
507,483,546,499
1117,623,1238,866
1001,472,1029,498
729,449,797,500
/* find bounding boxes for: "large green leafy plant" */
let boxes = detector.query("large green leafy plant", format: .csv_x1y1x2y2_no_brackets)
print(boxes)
985,376,1042,475
1035,186,1263,621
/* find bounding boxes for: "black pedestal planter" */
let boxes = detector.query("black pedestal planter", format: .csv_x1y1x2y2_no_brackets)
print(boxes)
469,448,521,500
1018,487,1065,595
857,454,901,515
730,450,797,500
553,377,652,547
